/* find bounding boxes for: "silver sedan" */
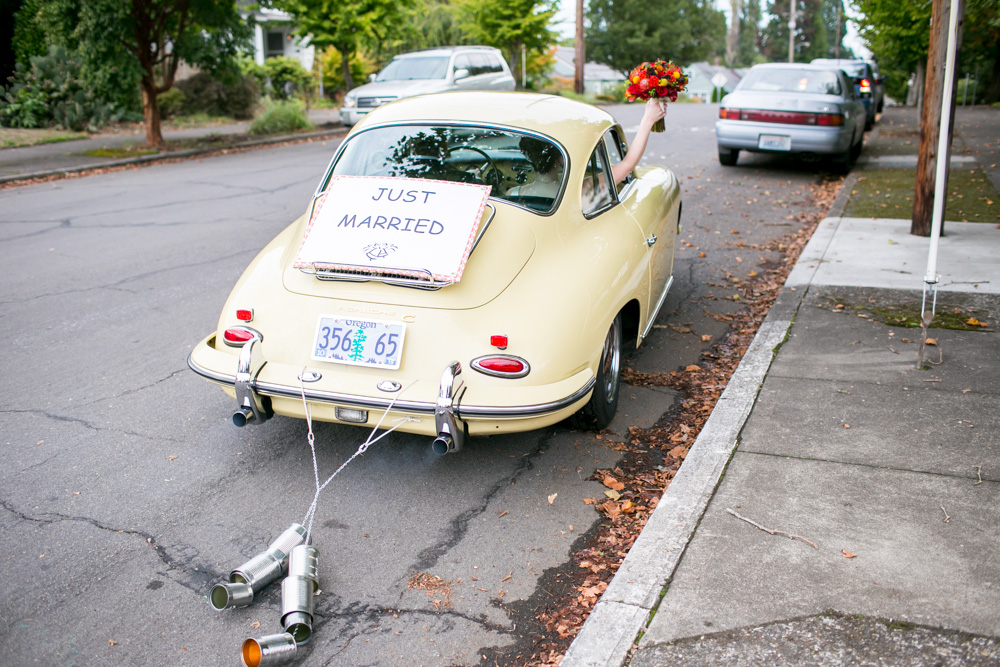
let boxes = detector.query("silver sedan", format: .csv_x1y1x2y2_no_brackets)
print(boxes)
715,63,866,172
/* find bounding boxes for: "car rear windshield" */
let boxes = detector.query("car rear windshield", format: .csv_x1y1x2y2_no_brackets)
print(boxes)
329,124,566,213
376,56,451,81
739,68,843,96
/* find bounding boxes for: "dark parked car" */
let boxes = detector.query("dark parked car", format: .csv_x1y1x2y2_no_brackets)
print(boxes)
811,58,879,129
716,63,866,172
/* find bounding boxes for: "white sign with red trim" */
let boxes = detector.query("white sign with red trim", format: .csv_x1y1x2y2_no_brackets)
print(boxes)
293,175,491,284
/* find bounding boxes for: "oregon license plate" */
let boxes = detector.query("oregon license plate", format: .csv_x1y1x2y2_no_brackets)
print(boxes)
312,316,405,369
758,134,792,151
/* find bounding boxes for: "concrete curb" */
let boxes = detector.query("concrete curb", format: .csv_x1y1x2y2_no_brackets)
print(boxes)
0,126,347,186
559,213,847,666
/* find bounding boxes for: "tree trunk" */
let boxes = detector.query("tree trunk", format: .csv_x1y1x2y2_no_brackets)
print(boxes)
341,49,355,91
142,82,164,147
986,43,1000,104
912,0,964,237
727,0,742,66
575,0,585,94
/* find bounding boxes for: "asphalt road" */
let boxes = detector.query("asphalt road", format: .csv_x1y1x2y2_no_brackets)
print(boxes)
0,103,838,666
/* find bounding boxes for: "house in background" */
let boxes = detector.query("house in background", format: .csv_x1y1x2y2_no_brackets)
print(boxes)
552,47,623,96
241,3,314,70
685,62,741,102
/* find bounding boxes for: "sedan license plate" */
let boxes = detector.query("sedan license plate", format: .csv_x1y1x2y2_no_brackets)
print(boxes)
312,317,405,369
758,134,792,151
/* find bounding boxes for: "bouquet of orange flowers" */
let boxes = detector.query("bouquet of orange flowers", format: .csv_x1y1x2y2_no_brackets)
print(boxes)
625,60,689,132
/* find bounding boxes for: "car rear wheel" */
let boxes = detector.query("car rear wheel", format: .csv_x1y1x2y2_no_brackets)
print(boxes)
575,313,622,430
718,147,739,166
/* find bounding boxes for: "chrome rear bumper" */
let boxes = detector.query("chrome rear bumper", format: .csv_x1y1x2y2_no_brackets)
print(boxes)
187,337,595,444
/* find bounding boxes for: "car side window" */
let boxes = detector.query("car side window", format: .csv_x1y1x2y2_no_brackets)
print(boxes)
453,54,472,77
602,129,632,192
582,145,615,217
485,54,503,74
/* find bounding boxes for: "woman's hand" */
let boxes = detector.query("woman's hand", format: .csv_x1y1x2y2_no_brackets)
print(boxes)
639,97,667,129
612,98,666,185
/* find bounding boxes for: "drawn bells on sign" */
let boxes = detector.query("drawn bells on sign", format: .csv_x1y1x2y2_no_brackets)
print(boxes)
364,242,398,261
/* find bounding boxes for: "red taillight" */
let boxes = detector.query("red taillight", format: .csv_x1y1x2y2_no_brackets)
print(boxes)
859,78,871,93
236,308,253,322
490,335,509,349
816,113,845,126
722,108,844,127
223,327,260,346
471,355,530,378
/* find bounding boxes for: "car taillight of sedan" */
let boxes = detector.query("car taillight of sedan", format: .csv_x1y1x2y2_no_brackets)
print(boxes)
859,78,872,93
719,108,845,126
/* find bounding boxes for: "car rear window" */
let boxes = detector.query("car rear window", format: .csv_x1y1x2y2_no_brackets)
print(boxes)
739,68,842,96
329,124,566,213
376,56,451,81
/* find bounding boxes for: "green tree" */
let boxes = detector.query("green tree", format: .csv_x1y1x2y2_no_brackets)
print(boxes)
586,0,726,74
275,0,415,92
15,0,251,145
456,0,557,85
735,0,764,67
854,0,1000,104
762,0,846,62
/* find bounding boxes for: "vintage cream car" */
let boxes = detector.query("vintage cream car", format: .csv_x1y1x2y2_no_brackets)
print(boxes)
188,92,681,454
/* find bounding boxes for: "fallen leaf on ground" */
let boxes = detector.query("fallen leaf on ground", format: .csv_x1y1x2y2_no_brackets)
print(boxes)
701,335,711,342
251,621,260,629
548,493,558,505
925,338,937,346
685,365,701,372
842,549,857,559
604,489,621,501
602,476,625,492
668,445,687,459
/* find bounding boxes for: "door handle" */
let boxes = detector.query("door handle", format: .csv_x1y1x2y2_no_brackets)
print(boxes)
646,234,657,247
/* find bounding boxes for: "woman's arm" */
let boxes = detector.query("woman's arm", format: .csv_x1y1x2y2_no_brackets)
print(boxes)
611,98,666,185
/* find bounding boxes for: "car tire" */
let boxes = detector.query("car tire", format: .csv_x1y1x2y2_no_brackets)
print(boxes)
850,134,863,162
718,148,739,166
575,313,622,430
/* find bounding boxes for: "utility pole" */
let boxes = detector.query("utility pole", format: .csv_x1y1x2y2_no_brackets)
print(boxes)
912,0,966,236
575,0,585,95
788,0,797,63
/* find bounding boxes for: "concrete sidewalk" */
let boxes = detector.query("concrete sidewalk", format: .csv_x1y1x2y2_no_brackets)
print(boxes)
562,106,1000,666
0,108,344,184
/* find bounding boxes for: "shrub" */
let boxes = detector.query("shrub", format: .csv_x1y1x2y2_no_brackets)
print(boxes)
249,98,313,135
263,56,314,101
0,46,125,130
157,87,186,119
173,72,259,120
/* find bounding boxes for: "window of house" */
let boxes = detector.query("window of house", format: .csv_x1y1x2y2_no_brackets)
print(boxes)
265,31,286,59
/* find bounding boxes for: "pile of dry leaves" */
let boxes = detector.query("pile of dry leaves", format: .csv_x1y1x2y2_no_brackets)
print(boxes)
521,177,840,667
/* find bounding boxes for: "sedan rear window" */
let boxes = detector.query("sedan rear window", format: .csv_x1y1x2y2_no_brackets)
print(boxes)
376,56,451,81
739,68,842,96
330,125,566,213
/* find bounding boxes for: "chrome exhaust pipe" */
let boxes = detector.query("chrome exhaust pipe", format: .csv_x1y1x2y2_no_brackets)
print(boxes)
431,434,454,456
233,406,254,427
433,361,466,454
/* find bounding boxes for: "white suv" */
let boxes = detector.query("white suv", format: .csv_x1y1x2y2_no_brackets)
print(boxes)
339,46,516,126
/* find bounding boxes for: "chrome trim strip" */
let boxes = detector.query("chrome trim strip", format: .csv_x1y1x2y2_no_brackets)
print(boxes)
641,275,675,341
187,350,594,419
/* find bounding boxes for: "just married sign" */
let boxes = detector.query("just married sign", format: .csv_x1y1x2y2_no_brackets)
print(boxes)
293,175,491,284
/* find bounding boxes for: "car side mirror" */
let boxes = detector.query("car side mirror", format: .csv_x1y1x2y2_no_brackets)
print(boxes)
368,73,377,83
453,68,470,81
